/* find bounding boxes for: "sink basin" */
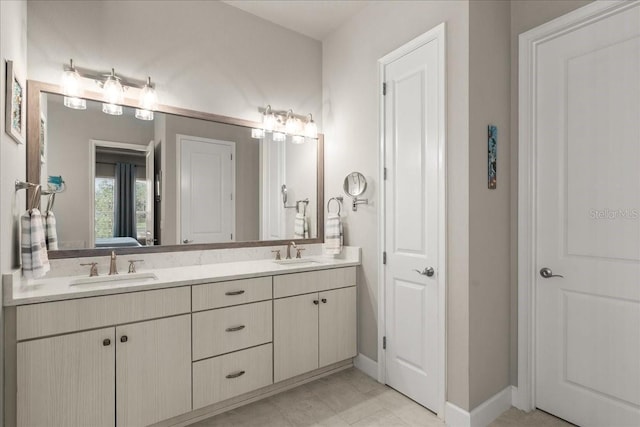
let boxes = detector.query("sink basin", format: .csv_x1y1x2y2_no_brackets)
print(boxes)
273,259,322,266
70,272,158,286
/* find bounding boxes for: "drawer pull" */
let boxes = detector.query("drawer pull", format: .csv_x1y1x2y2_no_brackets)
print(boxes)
226,370,246,379
103,338,111,346
313,300,319,305
120,335,128,343
321,298,327,303
225,290,245,296
225,325,246,332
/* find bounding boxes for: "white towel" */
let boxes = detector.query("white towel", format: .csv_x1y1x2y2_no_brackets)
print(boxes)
325,213,343,255
45,211,59,250
294,213,309,239
21,209,50,279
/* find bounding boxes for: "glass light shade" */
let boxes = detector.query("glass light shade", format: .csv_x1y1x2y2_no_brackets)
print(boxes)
304,118,318,139
61,69,82,98
251,128,265,139
102,103,123,116
285,116,300,135
263,112,277,132
63,96,86,110
103,73,124,105
273,132,286,142
291,135,305,144
139,78,158,111
135,108,154,121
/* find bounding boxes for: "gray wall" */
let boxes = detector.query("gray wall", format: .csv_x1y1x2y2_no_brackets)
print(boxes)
322,0,472,409
46,98,154,248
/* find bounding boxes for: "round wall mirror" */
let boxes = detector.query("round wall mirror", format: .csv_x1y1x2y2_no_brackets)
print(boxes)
343,172,367,197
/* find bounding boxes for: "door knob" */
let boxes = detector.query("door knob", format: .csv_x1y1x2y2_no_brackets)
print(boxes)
414,267,435,277
540,267,564,279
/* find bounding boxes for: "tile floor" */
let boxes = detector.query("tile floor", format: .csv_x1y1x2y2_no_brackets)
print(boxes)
191,368,574,427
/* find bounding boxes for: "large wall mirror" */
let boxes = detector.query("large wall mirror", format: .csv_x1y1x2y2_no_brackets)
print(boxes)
27,81,324,258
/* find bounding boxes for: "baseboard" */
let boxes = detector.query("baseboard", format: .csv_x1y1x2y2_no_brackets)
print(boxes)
353,353,378,380
510,385,532,411
445,386,512,427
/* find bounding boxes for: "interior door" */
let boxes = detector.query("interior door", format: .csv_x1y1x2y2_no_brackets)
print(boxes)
179,135,235,244
384,36,441,411
116,315,191,427
145,140,154,245
534,4,640,426
17,328,115,427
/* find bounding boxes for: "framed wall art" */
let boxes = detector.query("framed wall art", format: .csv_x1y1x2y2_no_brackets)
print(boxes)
5,60,26,144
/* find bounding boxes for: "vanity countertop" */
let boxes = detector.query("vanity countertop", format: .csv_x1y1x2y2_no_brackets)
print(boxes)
3,252,360,306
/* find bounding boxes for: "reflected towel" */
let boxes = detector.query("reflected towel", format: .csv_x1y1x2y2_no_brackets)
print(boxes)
294,213,309,239
21,209,50,279
45,211,58,250
325,213,343,255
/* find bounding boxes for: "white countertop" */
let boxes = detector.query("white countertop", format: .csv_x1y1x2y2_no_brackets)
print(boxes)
4,253,360,306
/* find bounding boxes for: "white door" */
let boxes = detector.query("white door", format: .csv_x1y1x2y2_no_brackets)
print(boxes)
179,135,235,244
145,140,154,245
260,133,286,240
383,27,444,411
534,4,640,426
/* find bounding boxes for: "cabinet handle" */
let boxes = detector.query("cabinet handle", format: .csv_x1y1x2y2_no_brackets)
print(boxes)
103,338,111,346
321,298,327,304
120,335,128,343
226,370,246,379
313,300,319,305
225,290,245,296
225,325,246,332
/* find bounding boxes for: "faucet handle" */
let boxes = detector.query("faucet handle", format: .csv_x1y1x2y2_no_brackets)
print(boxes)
271,250,281,261
127,260,144,274
296,248,306,259
80,262,99,277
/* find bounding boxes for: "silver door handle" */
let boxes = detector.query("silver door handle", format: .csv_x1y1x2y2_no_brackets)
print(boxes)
414,267,435,277
183,239,193,244
540,267,564,279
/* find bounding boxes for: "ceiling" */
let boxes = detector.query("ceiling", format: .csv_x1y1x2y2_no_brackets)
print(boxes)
222,1,370,41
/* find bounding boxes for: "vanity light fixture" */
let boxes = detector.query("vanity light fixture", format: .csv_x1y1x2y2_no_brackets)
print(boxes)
304,113,318,139
252,105,319,142
263,105,277,132
61,59,86,110
291,135,305,144
285,109,301,135
60,60,159,120
251,128,265,139
273,132,286,142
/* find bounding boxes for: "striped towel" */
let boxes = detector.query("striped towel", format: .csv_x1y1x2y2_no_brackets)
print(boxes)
21,209,50,279
294,213,309,239
45,211,59,250
325,213,343,255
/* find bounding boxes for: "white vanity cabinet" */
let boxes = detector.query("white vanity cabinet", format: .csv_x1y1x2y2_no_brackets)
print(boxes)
273,267,357,382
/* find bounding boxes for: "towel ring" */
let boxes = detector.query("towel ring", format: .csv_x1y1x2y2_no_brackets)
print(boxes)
327,197,343,215
29,184,42,211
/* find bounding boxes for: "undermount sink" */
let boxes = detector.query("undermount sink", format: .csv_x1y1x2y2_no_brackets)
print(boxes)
273,259,322,266
70,272,158,286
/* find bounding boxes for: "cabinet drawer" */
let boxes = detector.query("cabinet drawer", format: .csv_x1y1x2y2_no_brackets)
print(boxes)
16,287,190,341
273,267,356,298
192,277,272,311
192,301,272,360
193,343,273,409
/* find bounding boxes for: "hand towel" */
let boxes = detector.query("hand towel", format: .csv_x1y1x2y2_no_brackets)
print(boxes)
294,212,309,239
325,213,343,255
21,209,50,279
45,211,59,250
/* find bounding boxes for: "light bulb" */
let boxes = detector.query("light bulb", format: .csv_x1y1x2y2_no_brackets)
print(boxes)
263,105,276,132
61,59,84,109
139,77,158,111
273,132,286,142
285,110,300,135
64,96,86,110
135,109,154,121
304,113,318,139
103,69,124,105
102,103,123,116
251,128,265,139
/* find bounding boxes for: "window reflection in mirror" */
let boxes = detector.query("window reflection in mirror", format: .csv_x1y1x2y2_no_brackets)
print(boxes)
39,92,318,251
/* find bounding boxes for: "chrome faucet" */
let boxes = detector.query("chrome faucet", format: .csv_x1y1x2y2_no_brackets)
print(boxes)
109,251,118,275
286,241,297,259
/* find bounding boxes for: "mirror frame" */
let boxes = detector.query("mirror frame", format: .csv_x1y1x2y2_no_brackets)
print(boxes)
27,80,324,259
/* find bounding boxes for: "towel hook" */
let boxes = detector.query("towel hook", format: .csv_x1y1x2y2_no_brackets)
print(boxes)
327,197,343,216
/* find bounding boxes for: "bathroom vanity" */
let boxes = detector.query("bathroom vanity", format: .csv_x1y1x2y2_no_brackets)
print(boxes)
3,255,359,427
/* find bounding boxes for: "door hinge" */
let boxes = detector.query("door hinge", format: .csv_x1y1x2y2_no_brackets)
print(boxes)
382,82,387,96
382,252,387,265
230,154,233,161
230,193,233,200
383,167,387,180
231,233,233,240
383,336,387,350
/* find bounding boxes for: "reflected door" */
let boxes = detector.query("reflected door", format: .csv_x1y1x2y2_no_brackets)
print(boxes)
179,135,235,244
534,4,640,426
384,34,442,411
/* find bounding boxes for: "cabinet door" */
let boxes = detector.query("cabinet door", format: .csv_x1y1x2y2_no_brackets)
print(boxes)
17,328,115,427
319,287,357,367
274,293,319,382
116,315,191,427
